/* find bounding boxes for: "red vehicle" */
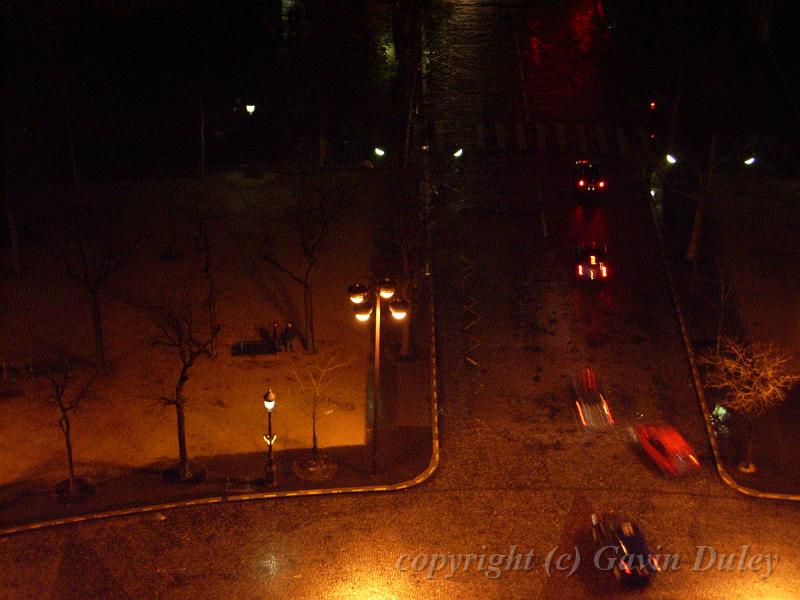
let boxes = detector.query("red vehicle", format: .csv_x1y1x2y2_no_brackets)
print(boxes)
572,367,614,431
576,243,609,281
633,424,700,476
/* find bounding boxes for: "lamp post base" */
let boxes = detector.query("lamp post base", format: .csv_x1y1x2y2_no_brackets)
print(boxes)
260,459,278,487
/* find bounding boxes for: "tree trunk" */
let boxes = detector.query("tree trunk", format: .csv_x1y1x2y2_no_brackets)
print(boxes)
303,264,316,353
206,278,218,358
90,292,106,369
175,366,190,479
175,400,189,479
739,420,757,473
60,415,77,496
311,399,319,465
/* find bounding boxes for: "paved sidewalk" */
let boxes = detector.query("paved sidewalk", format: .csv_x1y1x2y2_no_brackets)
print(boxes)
660,172,800,495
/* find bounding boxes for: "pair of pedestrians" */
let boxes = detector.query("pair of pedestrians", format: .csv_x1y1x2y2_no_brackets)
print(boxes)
271,321,298,352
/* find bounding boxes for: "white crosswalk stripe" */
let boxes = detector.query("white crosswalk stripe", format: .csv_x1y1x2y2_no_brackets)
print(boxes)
425,119,642,157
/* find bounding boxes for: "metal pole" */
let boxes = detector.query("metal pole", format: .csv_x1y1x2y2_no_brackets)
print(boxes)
372,294,381,475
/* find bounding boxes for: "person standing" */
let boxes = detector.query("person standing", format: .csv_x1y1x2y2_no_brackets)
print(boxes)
272,321,281,350
282,321,298,352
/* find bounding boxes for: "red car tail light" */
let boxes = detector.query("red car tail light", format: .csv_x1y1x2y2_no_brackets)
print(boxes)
577,264,583,276
578,179,585,187
575,401,588,428
601,265,607,277
598,180,605,188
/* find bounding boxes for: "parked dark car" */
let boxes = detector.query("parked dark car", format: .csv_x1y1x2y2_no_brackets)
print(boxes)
574,159,606,197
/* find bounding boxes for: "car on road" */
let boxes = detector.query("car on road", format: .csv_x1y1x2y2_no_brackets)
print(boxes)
572,367,614,431
574,159,606,196
591,511,659,584
575,242,609,281
632,423,700,476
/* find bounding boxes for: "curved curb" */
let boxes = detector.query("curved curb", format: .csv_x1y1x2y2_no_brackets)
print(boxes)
643,177,800,502
0,267,442,538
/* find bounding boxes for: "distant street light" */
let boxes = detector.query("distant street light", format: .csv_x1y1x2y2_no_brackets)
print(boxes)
744,156,756,166
453,148,464,158
263,388,277,486
347,278,408,475
665,154,677,165
246,104,256,116
374,147,386,157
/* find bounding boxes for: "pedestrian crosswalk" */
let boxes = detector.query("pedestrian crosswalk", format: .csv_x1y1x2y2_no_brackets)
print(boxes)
415,119,648,157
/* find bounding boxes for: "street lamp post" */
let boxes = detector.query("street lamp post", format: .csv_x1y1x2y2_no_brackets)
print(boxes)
263,388,277,486
348,278,409,475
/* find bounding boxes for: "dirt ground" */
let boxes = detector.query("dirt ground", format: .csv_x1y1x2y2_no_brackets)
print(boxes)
0,167,387,488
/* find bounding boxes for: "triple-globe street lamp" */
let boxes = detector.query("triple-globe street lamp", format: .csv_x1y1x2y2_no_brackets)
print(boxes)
348,278,409,475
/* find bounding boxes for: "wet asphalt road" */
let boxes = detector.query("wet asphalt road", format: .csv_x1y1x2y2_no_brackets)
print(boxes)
2,1,799,598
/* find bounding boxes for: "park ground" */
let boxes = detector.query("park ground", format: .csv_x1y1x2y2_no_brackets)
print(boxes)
0,164,433,527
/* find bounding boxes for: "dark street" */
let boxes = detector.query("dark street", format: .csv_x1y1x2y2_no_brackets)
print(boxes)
2,0,800,598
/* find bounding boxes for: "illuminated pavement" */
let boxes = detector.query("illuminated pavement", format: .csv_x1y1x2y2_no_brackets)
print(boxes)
1,1,799,598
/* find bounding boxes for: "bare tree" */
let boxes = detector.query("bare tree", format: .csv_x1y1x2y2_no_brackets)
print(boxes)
59,201,140,369
44,353,94,500
292,350,355,472
699,338,800,473
147,295,220,481
188,202,222,357
700,259,735,356
262,182,348,353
